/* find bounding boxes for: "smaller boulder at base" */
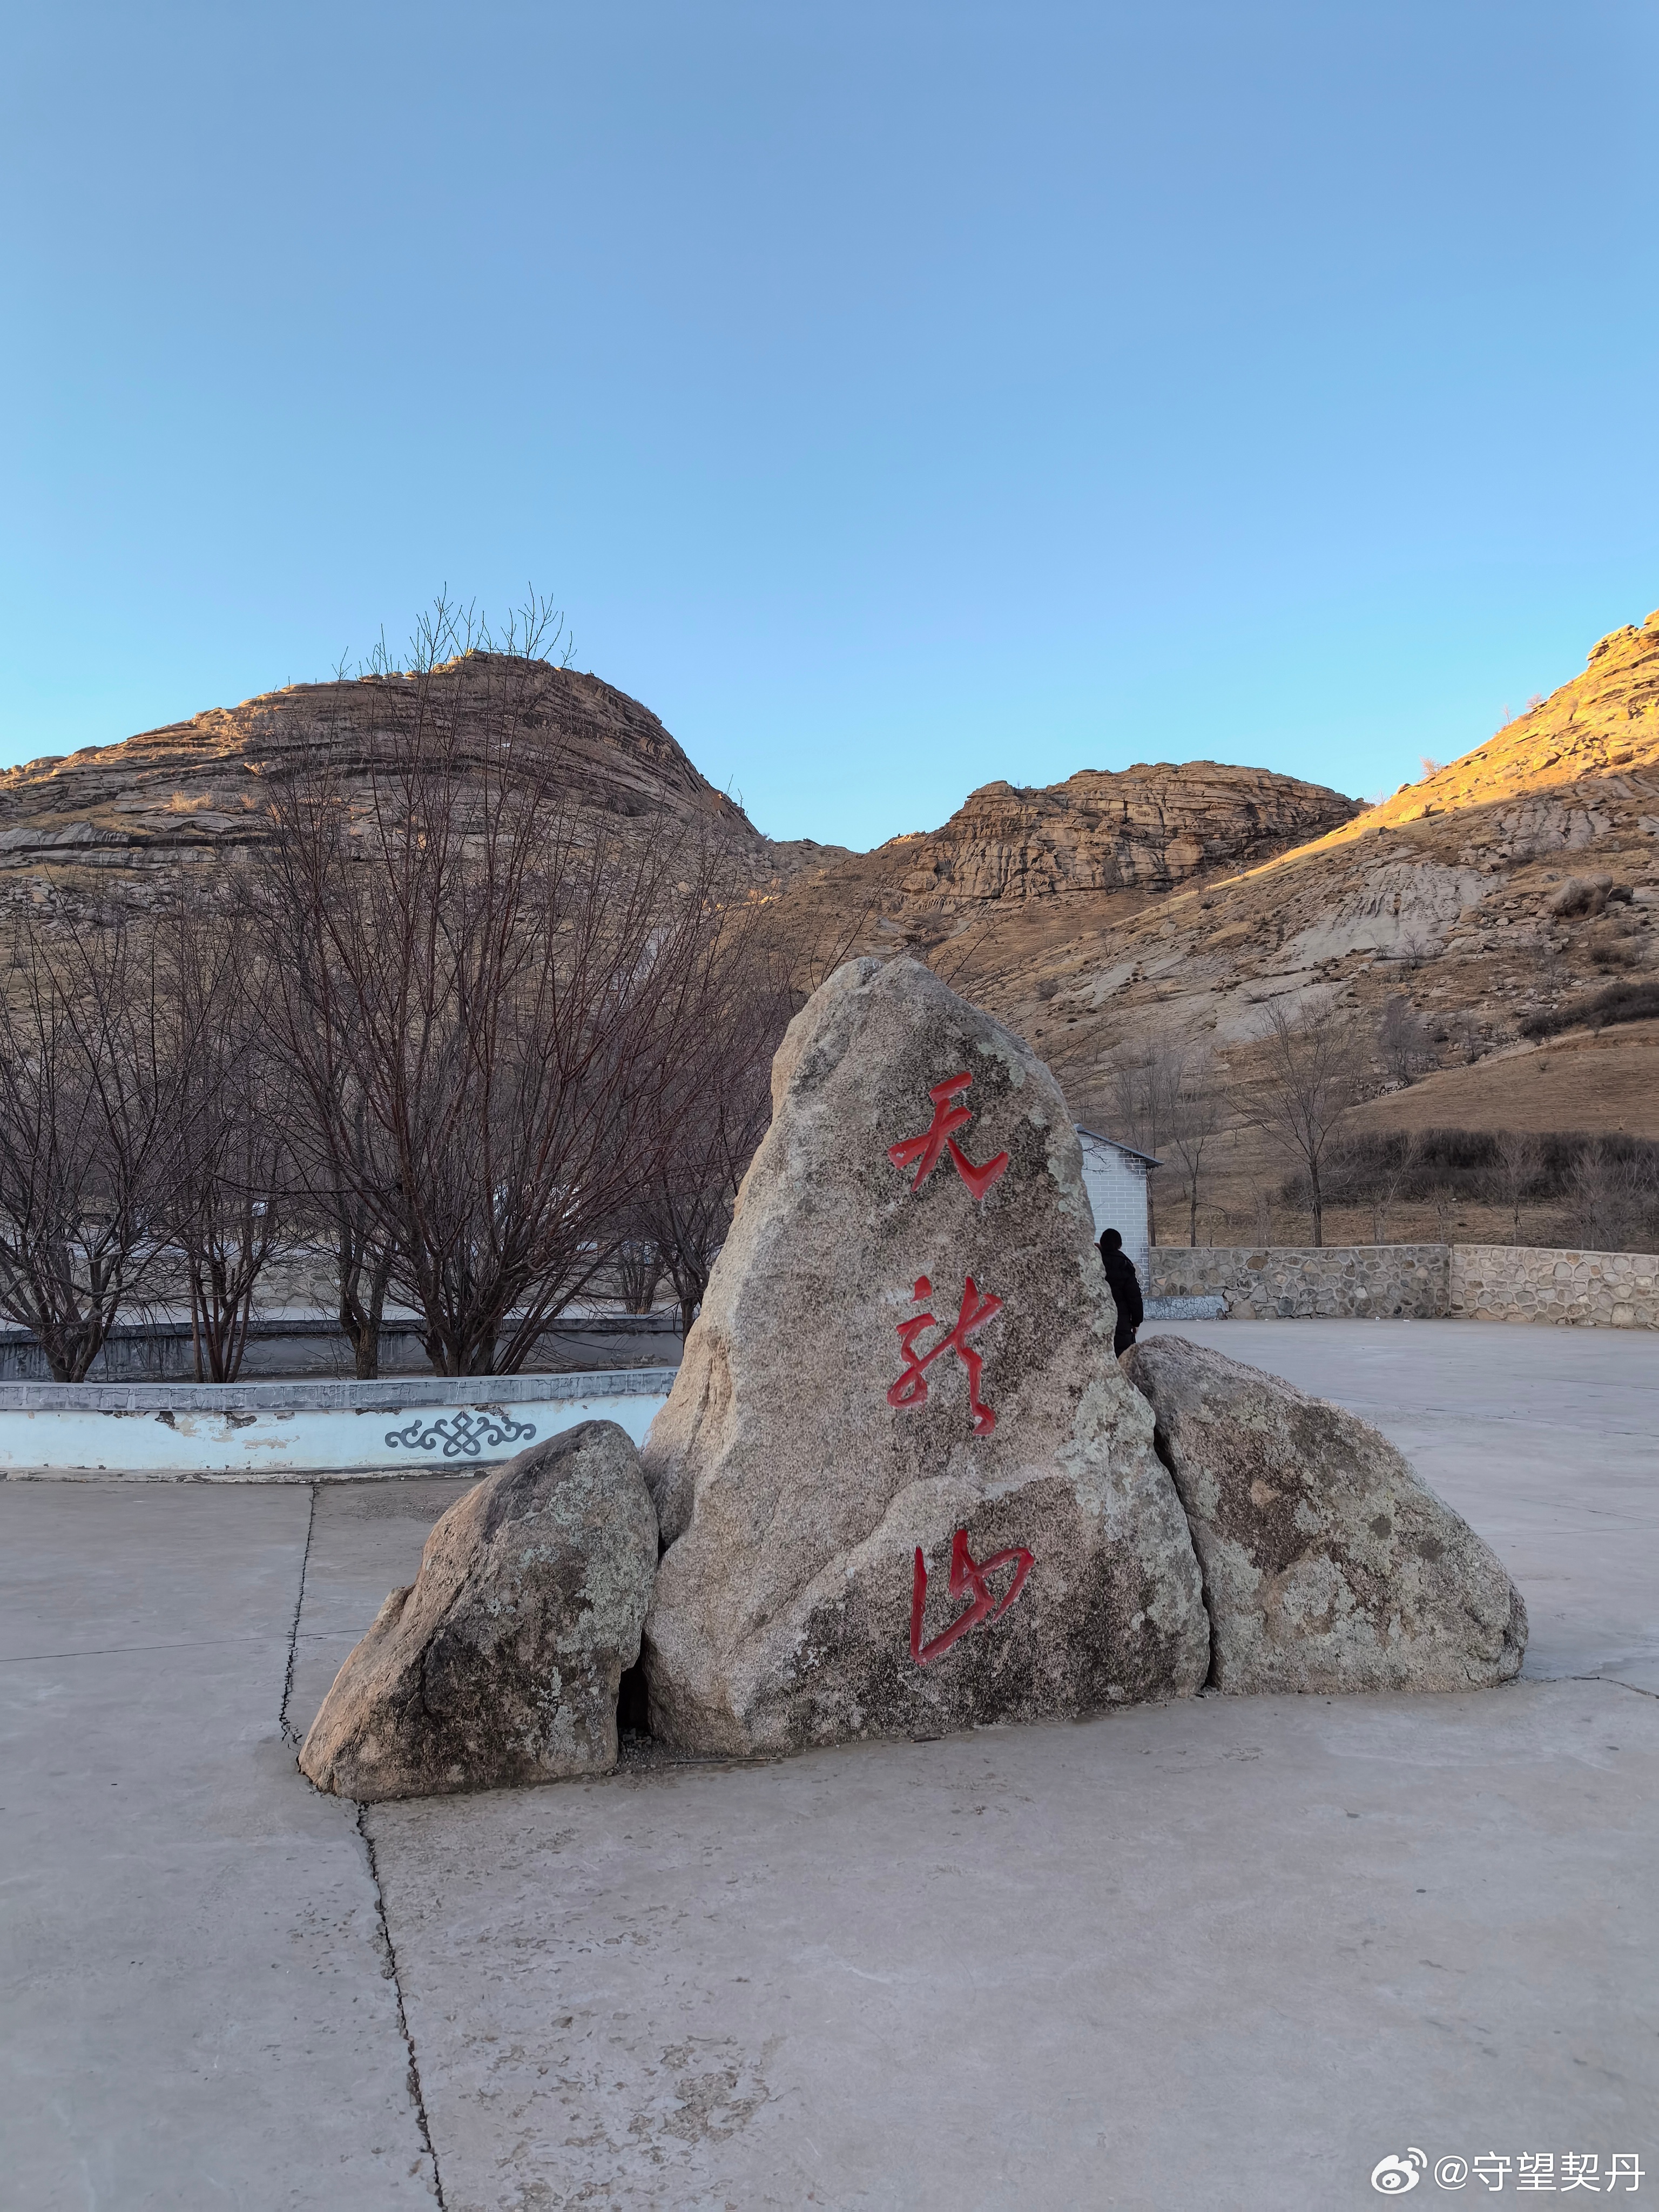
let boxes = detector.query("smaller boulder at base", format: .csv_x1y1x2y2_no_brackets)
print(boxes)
299,1421,657,1802
1121,1335,1527,1694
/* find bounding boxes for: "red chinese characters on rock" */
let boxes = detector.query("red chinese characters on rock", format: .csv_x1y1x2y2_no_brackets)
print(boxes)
885,1066,1034,1663
887,1070,1009,1202
910,1529,1035,1664
887,1274,1002,1435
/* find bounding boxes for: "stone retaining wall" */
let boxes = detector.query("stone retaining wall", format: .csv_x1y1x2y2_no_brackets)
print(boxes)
1147,1246,1449,1320
1448,1245,1659,1330
1147,1243,1659,1328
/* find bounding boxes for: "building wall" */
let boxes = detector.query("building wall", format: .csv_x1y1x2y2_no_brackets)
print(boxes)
1146,1243,1659,1328
1077,1134,1150,1273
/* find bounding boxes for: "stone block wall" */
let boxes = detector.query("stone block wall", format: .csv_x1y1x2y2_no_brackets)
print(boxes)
1147,1245,1449,1320
1449,1245,1659,1330
1147,1243,1659,1328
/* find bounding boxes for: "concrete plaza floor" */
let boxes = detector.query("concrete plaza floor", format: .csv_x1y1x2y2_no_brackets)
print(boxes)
3,1321,1655,2210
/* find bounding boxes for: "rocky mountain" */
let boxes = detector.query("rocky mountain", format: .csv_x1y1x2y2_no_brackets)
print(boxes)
0,655,795,911
772,759,1359,965
987,613,1659,1236
766,608,1659,1243
1017,609,1659,1058
8,609,1658,1235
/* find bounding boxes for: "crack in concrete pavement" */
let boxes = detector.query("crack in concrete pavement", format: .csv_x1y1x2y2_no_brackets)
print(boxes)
280,1475,448,2206
356,1804,449,2208
279,1479,319,1747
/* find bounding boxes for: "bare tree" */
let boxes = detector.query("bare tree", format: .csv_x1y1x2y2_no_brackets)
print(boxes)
1237,1001,1363,1247
611,1235,665,1319
1104,1041,1184,1244
1163,1048,1223,1245
255,634,745,1376
1377,996,1435,1087
0,911,197,1380
1486,1130,1544,1247
1364,1131,1420,1245
153,905,289,1381
317,1092,402,1379
640,1124,746,1342
636,922,792,1337
1557,1140,1654,1254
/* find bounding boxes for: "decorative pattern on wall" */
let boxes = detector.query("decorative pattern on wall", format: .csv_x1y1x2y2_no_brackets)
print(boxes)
384,1410,538,1459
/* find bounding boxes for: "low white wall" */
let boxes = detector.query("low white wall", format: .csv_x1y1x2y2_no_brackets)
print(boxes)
0,1370,677,1481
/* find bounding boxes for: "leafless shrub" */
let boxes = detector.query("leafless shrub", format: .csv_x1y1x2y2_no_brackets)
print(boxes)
1556,1140,1658,1254
1250,1183,1276,1245
1343,1130,1419,1244
1590,939,1640,971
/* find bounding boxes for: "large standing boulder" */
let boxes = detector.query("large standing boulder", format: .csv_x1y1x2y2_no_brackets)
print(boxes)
1121,1335,1527,1692
299,1421,657,1801
642,957,1208,1756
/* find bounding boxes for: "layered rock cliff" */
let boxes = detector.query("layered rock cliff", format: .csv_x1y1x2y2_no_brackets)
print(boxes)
882,762,1360,911
0,654,779,908
957,612,1659,1181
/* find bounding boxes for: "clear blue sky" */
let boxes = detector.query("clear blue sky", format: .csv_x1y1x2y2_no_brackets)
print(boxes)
5,2,1656,849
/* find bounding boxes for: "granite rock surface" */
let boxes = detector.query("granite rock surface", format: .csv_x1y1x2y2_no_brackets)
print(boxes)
299,1420,657,1800
1121,1334,1527,1693
640,956,1209,1756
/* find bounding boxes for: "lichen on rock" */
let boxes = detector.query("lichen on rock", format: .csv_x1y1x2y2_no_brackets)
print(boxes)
299,1420,657,1802
1121,1334,1527,1694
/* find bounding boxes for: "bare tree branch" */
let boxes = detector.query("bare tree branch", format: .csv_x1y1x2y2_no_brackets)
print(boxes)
1236,1000,1363,1247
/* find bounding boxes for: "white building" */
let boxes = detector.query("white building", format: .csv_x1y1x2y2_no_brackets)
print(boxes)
1076,1128,1158,1276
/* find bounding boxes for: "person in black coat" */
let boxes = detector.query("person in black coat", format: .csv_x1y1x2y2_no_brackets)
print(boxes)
1098,1227,1143,1357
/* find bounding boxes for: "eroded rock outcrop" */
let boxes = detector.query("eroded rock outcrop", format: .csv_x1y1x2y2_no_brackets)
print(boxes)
640,956,1209,1756
0,652,777,914
1121,1335,1527,1693
299,1421,657,1801
876,761,1359,912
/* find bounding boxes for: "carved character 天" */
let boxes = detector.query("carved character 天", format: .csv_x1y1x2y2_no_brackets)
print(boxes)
887,1070,1009,1201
